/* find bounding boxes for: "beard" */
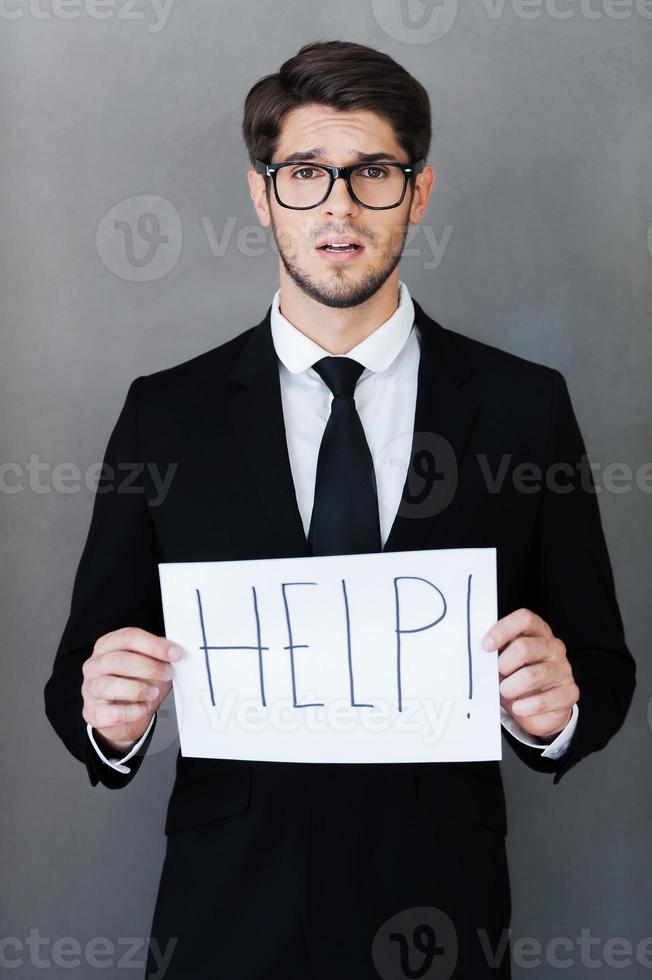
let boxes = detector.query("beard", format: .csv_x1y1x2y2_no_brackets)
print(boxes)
269,207,410,310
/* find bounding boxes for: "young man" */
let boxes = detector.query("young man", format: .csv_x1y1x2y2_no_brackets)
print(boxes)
44,40,635,980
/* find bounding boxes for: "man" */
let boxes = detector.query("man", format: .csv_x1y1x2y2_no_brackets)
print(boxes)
44,40,635,980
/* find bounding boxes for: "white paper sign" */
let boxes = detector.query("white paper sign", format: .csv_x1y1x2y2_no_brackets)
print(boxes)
158,547,501,764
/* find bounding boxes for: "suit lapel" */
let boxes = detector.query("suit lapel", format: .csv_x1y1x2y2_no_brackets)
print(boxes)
383,300,478,553
225,299,478,558
226,306,311,557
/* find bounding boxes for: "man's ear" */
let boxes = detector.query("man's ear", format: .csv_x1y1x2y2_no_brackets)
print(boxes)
408,163,435,225
247,169,272,228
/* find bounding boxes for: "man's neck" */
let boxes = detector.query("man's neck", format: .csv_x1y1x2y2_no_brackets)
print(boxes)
277,269,401,355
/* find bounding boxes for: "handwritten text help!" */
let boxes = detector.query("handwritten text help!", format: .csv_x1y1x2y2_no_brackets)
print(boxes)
158,548,500,763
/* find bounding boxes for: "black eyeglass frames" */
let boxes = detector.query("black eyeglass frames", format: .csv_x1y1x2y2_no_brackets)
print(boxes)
254,158,425,211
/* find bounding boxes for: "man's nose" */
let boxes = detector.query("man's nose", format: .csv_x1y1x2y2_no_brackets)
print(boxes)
321,175,360,218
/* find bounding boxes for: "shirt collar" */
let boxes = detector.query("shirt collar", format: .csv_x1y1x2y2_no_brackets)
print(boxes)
270,280,416,375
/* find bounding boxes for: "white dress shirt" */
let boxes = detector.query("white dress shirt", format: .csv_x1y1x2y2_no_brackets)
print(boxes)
88,280,578,772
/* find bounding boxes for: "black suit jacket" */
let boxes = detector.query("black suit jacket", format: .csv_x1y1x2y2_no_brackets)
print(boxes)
44,299,635,980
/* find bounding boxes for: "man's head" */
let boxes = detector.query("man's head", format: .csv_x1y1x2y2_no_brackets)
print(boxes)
243,41,435,310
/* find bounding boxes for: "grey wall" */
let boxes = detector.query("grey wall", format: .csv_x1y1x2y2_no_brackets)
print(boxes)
2,2,650,977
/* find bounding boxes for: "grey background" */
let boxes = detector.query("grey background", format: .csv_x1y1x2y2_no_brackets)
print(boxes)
1,1,650,977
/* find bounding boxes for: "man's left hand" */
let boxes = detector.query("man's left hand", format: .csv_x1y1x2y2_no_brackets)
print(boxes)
482,608,580,740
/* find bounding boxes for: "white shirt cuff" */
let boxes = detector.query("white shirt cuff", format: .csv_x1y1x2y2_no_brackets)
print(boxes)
87,714,156,774
500,703,578,759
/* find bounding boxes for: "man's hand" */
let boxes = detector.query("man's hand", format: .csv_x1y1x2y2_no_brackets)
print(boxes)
482,608,579,741
82,627,182,754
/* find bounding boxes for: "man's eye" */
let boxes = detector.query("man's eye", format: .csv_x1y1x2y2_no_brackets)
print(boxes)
291,167,320,180
357,166,389,179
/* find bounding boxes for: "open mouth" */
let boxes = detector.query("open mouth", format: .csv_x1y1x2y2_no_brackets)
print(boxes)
315,240,366,263
317,243,362,253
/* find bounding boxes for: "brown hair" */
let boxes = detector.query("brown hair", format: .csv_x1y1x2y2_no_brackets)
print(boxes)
242,40,432,167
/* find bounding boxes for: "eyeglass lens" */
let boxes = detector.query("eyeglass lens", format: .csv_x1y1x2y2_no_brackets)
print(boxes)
275,164,407,208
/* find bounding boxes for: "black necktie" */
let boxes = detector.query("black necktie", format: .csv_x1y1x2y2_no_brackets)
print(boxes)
308,356,382,556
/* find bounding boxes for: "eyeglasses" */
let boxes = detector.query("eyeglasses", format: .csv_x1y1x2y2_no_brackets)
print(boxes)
255,158,425,210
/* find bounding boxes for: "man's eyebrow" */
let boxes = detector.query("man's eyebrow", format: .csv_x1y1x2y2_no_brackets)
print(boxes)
276,147,401,163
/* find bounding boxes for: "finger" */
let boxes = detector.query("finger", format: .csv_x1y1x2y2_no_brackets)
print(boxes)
94,627,183,663
498,660,559,700
89,675,163,704
93,701,152,727
86,650,177,683
482,608,552,652
496,636,555,679
511,685,573,719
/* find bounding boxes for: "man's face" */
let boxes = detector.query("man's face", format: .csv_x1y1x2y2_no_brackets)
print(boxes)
248,105,433,309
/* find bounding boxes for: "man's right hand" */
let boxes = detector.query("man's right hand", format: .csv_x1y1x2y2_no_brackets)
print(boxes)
82,627,182,755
